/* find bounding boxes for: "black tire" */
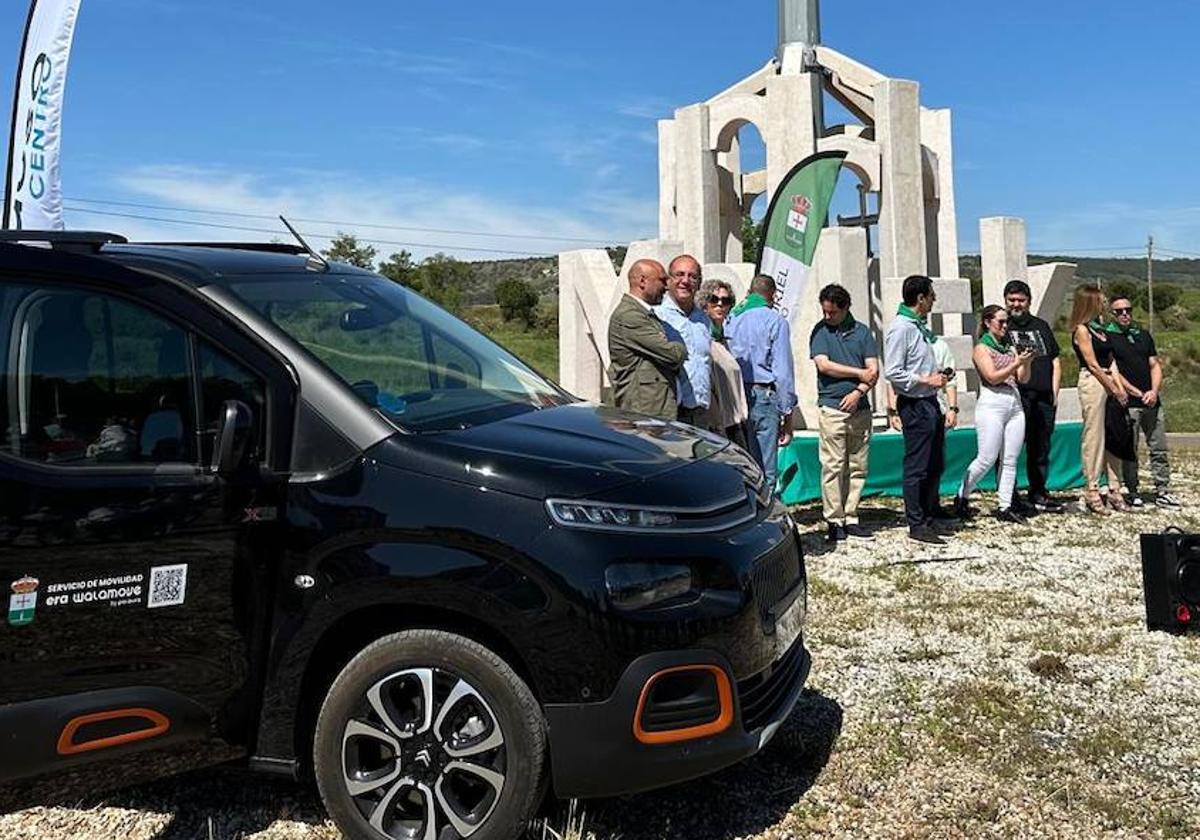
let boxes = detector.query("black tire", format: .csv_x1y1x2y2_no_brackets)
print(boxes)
313,629,545,840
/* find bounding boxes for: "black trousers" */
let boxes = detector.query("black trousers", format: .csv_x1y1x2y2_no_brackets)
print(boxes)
1019,389,1057,499
897,395,945,528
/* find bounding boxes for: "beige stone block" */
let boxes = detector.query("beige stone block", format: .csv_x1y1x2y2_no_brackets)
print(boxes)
1057,387,1082,423
875,79,927,280
931,278,972,315
765,74,819,199
1027,261,1077,324
980,216,1026,306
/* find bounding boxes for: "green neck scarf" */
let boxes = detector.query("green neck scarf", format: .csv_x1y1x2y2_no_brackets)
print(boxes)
731,292,770,317
897,303,938,344
710,320,725,341
979,331,1011,353
1088,317,1141,344
1110,319,1142,342
1009,310,1036,329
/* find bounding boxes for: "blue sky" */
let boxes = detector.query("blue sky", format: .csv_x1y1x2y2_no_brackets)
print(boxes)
2,0,1198,261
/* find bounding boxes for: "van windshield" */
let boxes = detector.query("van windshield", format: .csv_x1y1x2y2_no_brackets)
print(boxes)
222,272,573,432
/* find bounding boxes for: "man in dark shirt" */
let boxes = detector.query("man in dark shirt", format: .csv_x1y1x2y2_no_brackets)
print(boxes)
1108,296,1180,509
810,284,878,544
1004,279,1063,513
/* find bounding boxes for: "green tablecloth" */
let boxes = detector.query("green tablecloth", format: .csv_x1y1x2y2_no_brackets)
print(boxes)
777,421,1086,505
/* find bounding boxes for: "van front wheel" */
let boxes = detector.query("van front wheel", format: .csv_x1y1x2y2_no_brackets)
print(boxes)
313,629,545,840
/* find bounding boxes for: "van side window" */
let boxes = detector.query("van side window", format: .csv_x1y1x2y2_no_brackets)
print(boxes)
3,285,196,466
196,341,267,465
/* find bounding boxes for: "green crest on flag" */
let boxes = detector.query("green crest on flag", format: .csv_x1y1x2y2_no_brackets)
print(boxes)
755,151,845,320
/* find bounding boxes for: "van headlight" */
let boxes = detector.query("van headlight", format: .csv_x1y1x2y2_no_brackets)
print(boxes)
546,499,677,531
604,563,693,611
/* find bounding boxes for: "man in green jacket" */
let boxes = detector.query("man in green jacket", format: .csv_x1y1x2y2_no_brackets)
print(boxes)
608,259,688,419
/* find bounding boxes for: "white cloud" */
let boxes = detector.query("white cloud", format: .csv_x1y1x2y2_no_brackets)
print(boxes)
65,165,657,261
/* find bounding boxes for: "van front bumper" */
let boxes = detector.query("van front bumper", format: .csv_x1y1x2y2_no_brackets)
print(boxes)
544,635,810,798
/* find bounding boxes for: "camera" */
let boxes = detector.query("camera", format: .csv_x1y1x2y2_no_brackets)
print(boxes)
941,367,955,379
1010,329,1046,357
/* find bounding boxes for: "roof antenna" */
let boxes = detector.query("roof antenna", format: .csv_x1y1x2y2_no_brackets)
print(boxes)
279,215,329,271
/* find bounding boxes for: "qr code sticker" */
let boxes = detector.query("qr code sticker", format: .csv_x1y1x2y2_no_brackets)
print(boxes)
148,564,188,609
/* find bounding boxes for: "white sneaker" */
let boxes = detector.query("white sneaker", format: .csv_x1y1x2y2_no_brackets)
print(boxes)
1126,494,1145,508
1155,492,1182,510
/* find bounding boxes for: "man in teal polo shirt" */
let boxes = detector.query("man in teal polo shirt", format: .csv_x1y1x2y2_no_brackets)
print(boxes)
810,284,879,544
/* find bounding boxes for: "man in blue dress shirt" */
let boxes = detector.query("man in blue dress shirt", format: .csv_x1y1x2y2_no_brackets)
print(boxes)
725,274,797,494
654,254,712,426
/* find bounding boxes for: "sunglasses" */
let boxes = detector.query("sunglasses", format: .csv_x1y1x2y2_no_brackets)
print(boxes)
707,295,735,306
1112,307,1133,315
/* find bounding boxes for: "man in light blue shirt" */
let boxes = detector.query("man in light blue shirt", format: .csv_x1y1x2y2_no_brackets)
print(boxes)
654,254,712,426
725,274,797,494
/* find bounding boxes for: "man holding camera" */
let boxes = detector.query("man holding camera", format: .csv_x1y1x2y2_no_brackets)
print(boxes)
884,275,955,545
1004,279,1063,513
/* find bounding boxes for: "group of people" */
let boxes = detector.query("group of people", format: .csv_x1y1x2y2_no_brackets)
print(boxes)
606,257,1181,547
607,255,796,491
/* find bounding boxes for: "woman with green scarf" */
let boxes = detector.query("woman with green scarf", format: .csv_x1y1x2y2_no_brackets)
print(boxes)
953,305,1034,523
699,279,749,447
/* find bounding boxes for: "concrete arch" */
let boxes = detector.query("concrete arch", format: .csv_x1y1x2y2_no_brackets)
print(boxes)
707,94,768,153
816,133,880,192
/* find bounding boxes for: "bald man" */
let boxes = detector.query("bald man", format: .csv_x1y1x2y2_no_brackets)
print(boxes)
607,259,688,418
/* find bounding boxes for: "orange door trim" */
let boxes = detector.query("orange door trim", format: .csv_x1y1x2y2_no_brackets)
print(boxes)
56,707,171,756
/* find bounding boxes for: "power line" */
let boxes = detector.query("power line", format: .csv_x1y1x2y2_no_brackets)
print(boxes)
1028,245,1144,253
66,195,623,246
62,206,558,257
1156,246,1200,258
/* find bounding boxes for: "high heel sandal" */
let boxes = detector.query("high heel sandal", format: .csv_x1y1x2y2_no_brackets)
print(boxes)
1085,493,1111,515
1105,492,1130,513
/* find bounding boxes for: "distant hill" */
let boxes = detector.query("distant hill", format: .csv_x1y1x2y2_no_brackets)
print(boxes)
463,247,625,305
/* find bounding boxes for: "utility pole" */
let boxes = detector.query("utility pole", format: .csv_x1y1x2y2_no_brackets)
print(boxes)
1147,234,1155,330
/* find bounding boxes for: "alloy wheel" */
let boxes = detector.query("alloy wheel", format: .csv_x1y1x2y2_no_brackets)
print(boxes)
340,667,507,839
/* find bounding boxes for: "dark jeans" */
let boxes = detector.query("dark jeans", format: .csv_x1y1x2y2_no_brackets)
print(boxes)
1019,389,1057,499
897,394,945,528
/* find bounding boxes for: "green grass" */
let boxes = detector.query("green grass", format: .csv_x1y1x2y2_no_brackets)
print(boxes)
463,304,559,382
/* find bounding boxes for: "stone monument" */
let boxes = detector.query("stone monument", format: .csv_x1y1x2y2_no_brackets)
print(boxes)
558,0,1079,429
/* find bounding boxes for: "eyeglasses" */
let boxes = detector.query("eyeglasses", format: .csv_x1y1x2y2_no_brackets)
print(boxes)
707,295,735,306
1112,307,1133,315
995,320,1010,327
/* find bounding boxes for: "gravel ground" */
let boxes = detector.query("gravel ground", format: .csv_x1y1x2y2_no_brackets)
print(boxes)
4,453,1200,840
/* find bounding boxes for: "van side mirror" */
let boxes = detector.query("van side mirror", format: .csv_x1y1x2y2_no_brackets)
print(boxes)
211,400,254,474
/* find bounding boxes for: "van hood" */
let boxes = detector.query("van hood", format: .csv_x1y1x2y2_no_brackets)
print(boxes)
369,402,761,503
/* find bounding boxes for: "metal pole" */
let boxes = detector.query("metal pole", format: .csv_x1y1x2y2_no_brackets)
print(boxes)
1147,234,1155,330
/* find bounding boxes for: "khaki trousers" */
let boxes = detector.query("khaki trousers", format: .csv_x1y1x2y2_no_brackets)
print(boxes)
818,405,872,525
1077,369,1122,497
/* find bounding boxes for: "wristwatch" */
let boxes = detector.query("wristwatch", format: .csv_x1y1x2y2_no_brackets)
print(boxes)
886,408,898,417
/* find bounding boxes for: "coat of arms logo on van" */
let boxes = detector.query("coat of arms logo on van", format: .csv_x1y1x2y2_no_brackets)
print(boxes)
8,576,39,626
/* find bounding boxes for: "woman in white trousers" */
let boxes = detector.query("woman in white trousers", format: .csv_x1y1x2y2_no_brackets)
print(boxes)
954,305,1034,523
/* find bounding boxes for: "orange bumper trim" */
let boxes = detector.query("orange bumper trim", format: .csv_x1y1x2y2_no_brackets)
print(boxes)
633,665,733,745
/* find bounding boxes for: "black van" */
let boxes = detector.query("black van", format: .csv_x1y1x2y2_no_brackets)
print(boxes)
0,232,809,840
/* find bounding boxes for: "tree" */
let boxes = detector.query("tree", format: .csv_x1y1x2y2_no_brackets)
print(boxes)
322,232,377,269
495,277,540,327
415,253,470,313
741,214,763,263
378,250,418,288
